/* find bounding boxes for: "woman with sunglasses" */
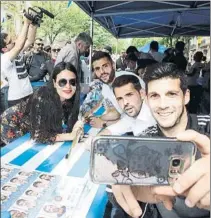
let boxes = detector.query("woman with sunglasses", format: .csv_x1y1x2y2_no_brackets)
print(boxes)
1,62,82,145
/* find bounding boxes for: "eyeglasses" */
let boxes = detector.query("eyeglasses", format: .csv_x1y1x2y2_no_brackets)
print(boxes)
36,43,44,47
58,78,76,87
52,49,61,53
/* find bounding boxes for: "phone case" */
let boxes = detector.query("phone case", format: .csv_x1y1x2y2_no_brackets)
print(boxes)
90,136,196,186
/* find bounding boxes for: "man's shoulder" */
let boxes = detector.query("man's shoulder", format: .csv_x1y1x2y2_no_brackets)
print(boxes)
188,114,210,136
196,114,210,121
196,114,210,134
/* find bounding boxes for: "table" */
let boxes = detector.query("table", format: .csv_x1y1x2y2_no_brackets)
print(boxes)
1,106,108,218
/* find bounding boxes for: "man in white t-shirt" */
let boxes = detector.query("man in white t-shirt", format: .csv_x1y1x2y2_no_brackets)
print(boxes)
149,41,164,63
80,51,146,128
1,16,37,107
101,74,156,136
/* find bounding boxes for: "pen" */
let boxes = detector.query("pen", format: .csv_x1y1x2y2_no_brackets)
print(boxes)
65,128,83,159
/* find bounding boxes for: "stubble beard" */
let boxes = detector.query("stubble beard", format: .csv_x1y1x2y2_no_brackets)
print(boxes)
99,69,115,85
158,106,186,132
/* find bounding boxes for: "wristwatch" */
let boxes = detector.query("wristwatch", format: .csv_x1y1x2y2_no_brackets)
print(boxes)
102,121,107,128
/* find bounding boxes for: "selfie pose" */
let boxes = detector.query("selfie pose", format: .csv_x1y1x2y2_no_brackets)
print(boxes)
1,62,82,144
80,51,145,129
109,63,210,218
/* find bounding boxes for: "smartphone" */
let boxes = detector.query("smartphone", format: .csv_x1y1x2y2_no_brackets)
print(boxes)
90,136,196,186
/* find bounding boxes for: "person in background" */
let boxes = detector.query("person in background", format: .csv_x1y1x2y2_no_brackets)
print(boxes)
162,47,175,63
55,32,93,83
44,45,51,57
136,58,157,79
171,41,187,71
1,62,82,145
40,44,61,81
116,50,127,71
186,51,205,114
125,53,157,75
1,15,37,108
24,38,50,82
125,52,138,72
126,46,153,60
200,61,210,114
103,45,112,55
149,41,164,63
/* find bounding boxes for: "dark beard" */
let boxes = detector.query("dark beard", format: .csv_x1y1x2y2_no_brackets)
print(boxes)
99,69,115,84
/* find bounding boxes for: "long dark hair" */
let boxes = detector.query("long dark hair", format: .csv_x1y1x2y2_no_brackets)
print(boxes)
24,62,80,142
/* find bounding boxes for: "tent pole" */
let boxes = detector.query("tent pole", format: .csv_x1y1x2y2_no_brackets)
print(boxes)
89,2,94,82
116,38,118,55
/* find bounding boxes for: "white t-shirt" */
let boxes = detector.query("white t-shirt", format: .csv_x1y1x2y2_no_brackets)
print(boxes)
1,53,33,101
101,71,145,114
107,102,156,136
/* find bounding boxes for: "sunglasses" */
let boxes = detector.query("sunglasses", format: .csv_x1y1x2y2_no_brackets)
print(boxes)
36,43,44,47
52,48,61,53
58,78,76,88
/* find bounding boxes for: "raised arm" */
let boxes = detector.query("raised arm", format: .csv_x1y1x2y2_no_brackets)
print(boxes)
22,24,37,52
7,17,32,61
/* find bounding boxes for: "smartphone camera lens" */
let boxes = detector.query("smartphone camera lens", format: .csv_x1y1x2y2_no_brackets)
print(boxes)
172,159,181,167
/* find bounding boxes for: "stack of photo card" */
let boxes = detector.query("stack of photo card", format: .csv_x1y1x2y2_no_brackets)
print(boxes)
1,163,98,218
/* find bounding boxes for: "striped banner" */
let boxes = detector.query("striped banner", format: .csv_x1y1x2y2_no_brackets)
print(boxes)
1,106,108,218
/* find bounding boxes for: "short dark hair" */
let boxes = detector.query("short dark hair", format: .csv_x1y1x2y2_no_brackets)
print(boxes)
137,58,157,70
175,41,185,52
104,45,112,54
150,41,159,52
112,74,142,94
193,51,204,62
126,46,138,54
75,32,93,45
144,63,188,94
125,52,138,62
91,51,113,70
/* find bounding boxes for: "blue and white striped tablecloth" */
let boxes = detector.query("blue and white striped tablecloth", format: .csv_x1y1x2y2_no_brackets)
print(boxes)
1,106,108,218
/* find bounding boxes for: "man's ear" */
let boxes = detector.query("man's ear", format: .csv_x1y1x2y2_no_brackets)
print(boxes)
184,89,190,105
139,89,146,100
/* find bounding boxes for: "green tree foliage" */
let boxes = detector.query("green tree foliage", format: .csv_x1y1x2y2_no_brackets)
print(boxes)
31,1,90,44
131,37,152,49
93,22,114,49
1,1,25,36
1,1,193,54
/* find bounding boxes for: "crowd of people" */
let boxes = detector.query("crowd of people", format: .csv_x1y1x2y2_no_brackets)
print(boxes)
0,13,210,218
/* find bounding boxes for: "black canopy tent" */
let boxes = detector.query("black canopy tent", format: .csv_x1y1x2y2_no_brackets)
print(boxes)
75,1,210,38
